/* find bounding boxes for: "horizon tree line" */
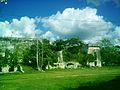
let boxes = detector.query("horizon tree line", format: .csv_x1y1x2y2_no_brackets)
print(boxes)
0,37,120,72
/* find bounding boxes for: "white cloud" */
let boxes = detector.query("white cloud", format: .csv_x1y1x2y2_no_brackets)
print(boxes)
42,7,113,43
0,7,119,44
108,26,120,45
0,16,41,38
113,26,120,38
42,31,59,41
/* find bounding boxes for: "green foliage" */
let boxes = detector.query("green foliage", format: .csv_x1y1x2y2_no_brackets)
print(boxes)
0,54,3,71
86,54,95,62
59,38,86,63
0,37,120,71
99,38,120,66
65,38,85,53
53,39,65,51
99,38,113,48
23,43,36,68
80,54,94,66
42,39,57,69
22,39,58,70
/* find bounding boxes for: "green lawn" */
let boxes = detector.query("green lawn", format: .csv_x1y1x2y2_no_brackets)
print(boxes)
0,67,120,90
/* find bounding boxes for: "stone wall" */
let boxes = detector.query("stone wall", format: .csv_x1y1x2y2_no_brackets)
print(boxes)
88,46,102,67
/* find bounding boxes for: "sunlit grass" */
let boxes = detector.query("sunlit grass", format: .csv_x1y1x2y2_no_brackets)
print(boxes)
0,66,120,90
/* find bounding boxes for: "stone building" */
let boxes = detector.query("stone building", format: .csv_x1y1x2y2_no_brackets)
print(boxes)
0,37,31,73
52,50,80,69
53,50,66,69
87,45,102,67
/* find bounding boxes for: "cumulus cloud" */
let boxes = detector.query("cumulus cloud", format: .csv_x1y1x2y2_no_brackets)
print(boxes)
42,31,59,41
42,7,113,43
108,26,120,45
114,27,120,38
0,16,41,38
0,7,119,44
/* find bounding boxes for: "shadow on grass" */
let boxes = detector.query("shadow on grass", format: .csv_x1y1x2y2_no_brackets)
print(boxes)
69,76,120,90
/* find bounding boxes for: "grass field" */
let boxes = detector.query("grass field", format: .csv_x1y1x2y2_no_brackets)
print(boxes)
0,66,120,90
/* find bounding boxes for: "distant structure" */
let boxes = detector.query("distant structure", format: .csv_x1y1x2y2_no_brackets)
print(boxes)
0,37,33,73
54,51,66,69
52,50,81,69
87,45,102,67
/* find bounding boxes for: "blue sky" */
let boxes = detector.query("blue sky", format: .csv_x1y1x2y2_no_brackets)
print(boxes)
0,0,120,44
0,0,120,24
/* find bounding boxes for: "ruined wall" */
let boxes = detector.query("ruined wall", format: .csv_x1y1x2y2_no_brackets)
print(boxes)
88,46,102,67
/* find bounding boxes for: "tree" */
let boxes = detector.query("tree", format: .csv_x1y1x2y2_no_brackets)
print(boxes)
99,38,120,66
0,51,4,71
98,38,113,48
42,39,57,70
81,54,94,66
52,38,87,64
22,39,57,70
63,38,86,63
23,40,41,69
53,39,65,51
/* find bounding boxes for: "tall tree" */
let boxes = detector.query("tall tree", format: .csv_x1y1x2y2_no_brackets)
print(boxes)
63,38,86,62
99,38,120,65
42,39,57,70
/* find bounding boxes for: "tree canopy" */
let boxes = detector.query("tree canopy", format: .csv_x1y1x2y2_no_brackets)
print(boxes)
0,37,120,71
